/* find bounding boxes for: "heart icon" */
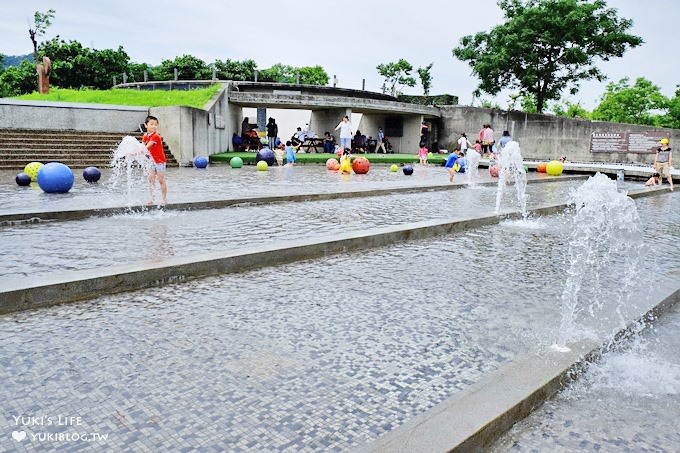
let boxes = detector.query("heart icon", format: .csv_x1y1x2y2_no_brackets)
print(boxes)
12,430,26,442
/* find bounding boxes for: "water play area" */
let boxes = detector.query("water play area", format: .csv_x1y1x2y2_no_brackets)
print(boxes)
1,160,678,452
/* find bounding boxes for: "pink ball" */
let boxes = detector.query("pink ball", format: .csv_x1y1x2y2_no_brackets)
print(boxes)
326,158,340,170
489,165,500,177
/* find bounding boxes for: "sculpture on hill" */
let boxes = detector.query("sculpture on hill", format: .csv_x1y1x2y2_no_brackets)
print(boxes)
37,57,51,94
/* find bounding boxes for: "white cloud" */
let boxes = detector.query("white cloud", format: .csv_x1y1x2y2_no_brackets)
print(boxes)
2,0,677,109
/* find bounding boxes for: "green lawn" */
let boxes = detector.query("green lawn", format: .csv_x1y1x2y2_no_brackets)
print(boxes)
14,85,222,109
210,151,448,166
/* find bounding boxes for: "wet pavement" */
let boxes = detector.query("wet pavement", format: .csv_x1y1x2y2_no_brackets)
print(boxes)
0,169,677,452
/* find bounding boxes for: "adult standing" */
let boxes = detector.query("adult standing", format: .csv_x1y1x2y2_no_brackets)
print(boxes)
497,130,512,156
654,138,674,191
241,117,249,138
334,115,353,151
481,124,495,158
266,117,278,149
375,127,387,153
420,121,430,146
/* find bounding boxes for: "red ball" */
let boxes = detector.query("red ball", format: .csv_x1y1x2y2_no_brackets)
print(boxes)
352,157,370,174
537,162,548,173
489,165,500,177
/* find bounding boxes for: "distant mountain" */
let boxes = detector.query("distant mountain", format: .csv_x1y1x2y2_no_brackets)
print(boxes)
2,53,33,68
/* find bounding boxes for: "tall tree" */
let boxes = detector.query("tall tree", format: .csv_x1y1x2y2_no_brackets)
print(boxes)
155,55,211,80
417,63,433,96
591,77,669,126
28,9,55,61
376,59,416,95
213,59,257,81
257,63,328,85
664,86,680,129
452,0,642,112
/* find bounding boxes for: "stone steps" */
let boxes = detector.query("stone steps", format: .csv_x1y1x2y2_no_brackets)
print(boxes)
0,128,177,170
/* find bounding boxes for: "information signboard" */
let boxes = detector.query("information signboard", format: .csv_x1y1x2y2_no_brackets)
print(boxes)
590,131,668,153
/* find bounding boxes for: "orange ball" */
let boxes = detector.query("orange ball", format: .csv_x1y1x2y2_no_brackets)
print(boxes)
537,162,548,173
489,165,500,177
325,158,340,170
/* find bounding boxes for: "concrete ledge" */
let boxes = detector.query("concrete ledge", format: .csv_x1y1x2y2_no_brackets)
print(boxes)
0,100,147,132
0,186,662,315
0,175,592,225
362,279,680,452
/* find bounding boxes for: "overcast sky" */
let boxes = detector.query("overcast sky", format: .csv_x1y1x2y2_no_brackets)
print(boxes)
2,0,678,110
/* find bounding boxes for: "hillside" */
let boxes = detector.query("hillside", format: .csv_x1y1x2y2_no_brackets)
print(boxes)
2,53,33,68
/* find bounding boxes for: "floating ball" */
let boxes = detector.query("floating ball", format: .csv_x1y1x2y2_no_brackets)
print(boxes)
546,160,564,176
256,160,269,171
16,172,31,186
325,158,340,171
82,166,101,183
352,156,370,174
489,165,500,178
230,156,243,168
23,162,44,182
537,162,548,173
194,156,208,168
37,162,74,193
403,165,414,176
255,147,276,166
427,152,433,158
390,164,399,172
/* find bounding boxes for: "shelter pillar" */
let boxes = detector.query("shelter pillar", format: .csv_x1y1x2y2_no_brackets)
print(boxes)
310,108,352,143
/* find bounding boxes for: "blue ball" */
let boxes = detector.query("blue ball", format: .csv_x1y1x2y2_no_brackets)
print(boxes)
256,147,276,166
37,162,74,193
194,156,209,168
403,165,414,175
83,166,101,183
16,172,31,186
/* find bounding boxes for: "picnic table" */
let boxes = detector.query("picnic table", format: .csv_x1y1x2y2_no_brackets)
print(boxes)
299,137,324,153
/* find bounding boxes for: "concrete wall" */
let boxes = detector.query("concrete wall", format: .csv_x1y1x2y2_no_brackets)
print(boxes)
439,106,680,164
310,108,350,146
149,85,234,164
0,99,147,133
4,94,679,164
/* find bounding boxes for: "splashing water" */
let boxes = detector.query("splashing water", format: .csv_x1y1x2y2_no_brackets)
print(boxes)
108,136,153,201
494,141,527,216
554,172,643,350
465,149,481,184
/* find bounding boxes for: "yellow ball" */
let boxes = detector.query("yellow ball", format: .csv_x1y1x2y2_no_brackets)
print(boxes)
546,160,564,176
390,164,399,172
256,160,268,171
23,162,44,182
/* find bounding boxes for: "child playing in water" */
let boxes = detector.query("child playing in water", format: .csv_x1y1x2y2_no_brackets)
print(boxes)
284,140,296,166
419,144,429,166
141,115,167,205
339,148,352,174
274,143,284,166
473,140,482,155
444,149,462,182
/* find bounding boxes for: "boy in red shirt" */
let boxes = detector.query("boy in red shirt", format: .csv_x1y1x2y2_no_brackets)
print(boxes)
142,115,168,205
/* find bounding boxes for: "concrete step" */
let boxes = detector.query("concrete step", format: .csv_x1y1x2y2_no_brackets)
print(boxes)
0,129,177,169
0,139,126,146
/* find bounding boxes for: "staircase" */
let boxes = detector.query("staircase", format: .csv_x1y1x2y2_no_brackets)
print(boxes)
0,129,177,170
